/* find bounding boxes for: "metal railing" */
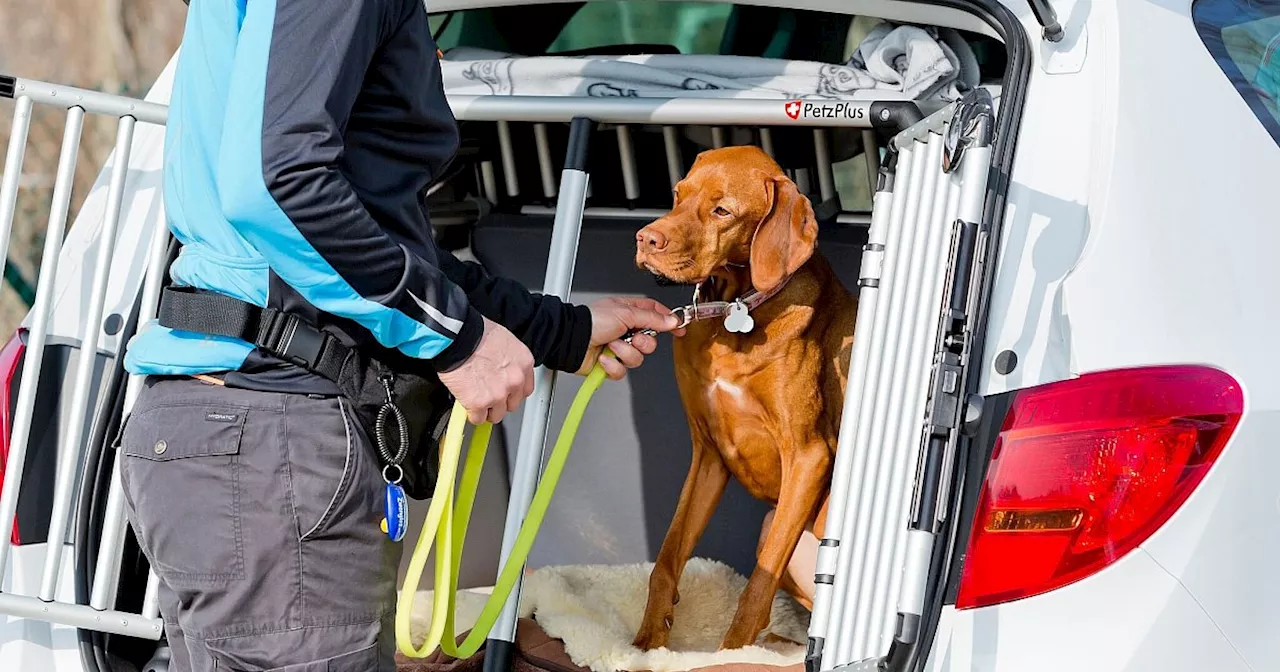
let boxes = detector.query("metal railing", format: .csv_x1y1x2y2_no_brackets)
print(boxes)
0,74,169,640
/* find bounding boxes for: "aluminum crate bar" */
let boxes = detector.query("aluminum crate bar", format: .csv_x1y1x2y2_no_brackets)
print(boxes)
615,125,640,203
0,592,164,640
38,114,138,600
519,205,871,226
0,94,32,280
862,130,881,202
0,74,167,126
483,116,594,672
92,160,175,612
813,129,836,203
446,95,879,128
480,160,499,203
534,123,557,199
662,126,683,187
497,120,520,198
759,127,776,157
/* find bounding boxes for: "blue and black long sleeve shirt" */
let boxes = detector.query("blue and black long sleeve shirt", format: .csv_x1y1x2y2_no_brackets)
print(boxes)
125,0,592,393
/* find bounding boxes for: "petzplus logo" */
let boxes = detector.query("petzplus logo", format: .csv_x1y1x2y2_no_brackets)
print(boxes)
783,100,867,121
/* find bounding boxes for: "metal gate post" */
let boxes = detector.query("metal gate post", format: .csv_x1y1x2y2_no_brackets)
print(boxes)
484,116,593,672
0,95,33,285
821,139,922,669
806,148,898,672
0,106,85,578
40,115,137,600
93,130,174,612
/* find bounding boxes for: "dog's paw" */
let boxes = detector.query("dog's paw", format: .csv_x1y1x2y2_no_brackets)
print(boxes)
720,622,763,651
632,620,673,651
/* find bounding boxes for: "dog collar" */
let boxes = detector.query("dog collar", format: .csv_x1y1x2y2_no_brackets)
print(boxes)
670,275,792,334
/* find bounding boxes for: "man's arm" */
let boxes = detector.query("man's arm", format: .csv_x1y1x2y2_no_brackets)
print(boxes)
435,248,593,373
214,0,482,370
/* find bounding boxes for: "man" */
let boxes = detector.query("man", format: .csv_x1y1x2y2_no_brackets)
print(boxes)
118,0,678,669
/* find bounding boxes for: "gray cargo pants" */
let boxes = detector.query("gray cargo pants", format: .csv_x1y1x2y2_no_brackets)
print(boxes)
119,376,403,671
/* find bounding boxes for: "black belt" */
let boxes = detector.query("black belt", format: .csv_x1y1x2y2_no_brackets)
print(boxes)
156,286,352,382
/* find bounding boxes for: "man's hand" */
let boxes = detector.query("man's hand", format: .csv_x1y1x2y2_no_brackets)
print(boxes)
438,317,535,425
577,297,683,380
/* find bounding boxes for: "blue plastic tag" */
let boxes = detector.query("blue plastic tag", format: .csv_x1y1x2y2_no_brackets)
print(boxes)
383,481,408,542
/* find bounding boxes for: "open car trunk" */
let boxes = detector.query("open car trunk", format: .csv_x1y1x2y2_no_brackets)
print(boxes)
421,91,998,672
401,2,1031,671
0,2,1032,672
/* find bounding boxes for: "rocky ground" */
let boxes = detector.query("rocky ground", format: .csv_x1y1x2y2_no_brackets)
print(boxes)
0,0,185,336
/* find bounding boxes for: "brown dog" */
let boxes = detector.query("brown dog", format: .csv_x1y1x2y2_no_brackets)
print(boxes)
632,145,856,651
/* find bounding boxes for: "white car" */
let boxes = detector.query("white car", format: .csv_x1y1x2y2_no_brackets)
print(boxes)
0,1,1277,671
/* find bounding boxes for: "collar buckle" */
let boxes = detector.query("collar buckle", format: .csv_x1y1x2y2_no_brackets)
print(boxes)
672,305,695,329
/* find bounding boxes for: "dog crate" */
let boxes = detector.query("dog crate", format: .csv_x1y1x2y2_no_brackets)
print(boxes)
0,60,997,672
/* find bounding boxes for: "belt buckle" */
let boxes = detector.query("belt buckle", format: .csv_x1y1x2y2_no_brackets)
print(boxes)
273,314,326,370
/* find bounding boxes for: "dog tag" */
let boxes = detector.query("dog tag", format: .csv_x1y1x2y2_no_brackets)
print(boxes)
724,301,754,333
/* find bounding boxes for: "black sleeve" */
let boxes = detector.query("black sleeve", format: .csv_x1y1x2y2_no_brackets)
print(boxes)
436,249,594,373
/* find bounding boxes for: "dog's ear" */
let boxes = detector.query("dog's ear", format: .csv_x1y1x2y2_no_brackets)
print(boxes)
750,174,818,294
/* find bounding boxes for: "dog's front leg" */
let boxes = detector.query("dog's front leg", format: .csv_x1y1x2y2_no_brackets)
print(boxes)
721,449,831,650
633,442,729,651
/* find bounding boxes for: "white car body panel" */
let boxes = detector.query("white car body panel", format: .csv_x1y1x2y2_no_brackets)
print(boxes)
937,1,1280,671
0,546,87,672
923,549,1252,672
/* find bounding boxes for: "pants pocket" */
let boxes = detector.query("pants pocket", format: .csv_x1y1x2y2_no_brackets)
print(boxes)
120,403,247,587
289,397,360,542
264,643,379,672
205,624,387,671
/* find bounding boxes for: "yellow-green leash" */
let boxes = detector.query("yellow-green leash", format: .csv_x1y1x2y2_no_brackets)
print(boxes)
395,361,611,658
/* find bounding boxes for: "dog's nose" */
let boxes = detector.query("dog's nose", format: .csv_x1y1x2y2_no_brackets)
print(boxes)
637,227,668,252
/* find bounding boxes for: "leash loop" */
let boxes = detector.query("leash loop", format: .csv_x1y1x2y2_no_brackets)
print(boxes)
395,361,613,659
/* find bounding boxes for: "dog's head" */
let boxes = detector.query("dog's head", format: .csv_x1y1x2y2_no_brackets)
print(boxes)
635,145,819,294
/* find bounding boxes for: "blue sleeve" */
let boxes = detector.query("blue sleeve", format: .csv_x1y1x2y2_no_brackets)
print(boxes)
214,0,483,370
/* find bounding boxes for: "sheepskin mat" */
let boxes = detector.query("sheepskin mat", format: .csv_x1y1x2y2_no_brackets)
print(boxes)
400,558,810,672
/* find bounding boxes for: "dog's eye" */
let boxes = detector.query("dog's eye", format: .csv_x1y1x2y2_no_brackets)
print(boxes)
712,206,732,217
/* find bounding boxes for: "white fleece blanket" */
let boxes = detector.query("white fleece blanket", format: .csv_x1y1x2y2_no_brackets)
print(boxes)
442,22,979,103
408,559,811,672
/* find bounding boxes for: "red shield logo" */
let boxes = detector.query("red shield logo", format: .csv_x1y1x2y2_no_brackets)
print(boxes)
784,100,802,120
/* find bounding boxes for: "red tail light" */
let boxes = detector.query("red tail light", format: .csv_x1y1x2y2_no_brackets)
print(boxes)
955,365,1244,610
0,330,26,545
